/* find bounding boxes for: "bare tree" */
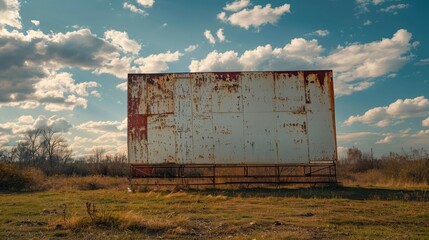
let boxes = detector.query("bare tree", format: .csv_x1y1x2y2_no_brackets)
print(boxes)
39,127,72,173
92,147,106,163
23,129,42,166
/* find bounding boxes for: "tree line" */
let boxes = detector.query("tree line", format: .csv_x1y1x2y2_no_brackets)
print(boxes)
0,127,128,176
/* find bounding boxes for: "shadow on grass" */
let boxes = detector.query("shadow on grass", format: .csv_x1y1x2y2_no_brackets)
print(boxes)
196,186,428,202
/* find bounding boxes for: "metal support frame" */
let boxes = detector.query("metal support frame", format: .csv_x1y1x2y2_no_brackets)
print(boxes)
130,163,337,187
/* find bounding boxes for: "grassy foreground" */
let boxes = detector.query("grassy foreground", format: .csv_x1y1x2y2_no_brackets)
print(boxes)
0,182,428,240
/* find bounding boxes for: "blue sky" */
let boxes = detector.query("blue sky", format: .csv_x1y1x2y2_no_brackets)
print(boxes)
0,0,428,158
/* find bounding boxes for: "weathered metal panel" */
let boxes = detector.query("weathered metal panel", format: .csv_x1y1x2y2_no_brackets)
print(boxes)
192,115,214,163
175,77,193,163
242,72,274,112
147,74,175,115
276,112,309,163
128,71,337,164
305,71,337,161
274,72,306,113
213,113,244,163
244,112,277,163
147,114,176,163
212,73,242,113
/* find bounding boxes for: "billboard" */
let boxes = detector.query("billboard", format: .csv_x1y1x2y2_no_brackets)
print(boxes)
128,71,337,164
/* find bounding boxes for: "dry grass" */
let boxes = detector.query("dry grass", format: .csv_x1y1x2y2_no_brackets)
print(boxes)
43,176,129,191
1,187,427,239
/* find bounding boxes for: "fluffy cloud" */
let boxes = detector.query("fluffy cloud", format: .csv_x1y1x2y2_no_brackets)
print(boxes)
416,58,429,66
223,0,250,12
423,117,429,127
0,24,179,109
380,4,409,14
0,0,21,29
104,30,141,55
337,132,380,141
375,135,393,144
116,82,128,91
321,29,412,82
0,115,72,136
76,119,126,134
0,28,128,110
123,2,147,15
73,118,127,156
204,30,216,45
344,96,429,127
123,0,154,15
30,20,40,26
216,28,226,42
190,29,414,96
133,51,182,73
189,38,323,72
218,3,291,30
184,44,198,53
307,29,329,37
136,0,154,8
355,0,386,14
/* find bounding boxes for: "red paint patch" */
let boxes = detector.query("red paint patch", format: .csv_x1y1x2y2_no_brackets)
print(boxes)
128,114,148,140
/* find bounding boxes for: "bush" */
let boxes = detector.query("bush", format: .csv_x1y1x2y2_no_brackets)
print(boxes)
0,162,45,192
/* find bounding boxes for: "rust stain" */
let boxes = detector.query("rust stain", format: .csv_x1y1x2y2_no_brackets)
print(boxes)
214,72,241,81
292,105,306,115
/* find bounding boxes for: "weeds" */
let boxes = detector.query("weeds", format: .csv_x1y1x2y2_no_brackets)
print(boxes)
0,162,46,192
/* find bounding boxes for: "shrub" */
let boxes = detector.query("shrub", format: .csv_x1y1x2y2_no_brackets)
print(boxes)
0,162,45,191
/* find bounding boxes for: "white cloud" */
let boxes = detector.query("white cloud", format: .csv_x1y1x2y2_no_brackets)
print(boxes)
72,118,127,156
189,38,322,72
423,117,429,127
123,2,147,15
307,29,329,37
416,58,429,66
372,0,384,5
204,30,216,45
218,3,291,30
133,50,182,73
190,29,414,96
321,29,414,95
184,44,198,53
136,0,154,8
104,30,141,55
345,96,429,127
116,82,128,91
355,0,385,14
412,130,429,137
0,0,21,29
375,135,393,144
380,4,409,14
0,27,146,109
223,0,250,12
31,20,40,26
162,23,167,27
216,28,226,42
76,119,125,134
337,132,380,141
0,115,72,135
217,12,227,22
363,20,371,26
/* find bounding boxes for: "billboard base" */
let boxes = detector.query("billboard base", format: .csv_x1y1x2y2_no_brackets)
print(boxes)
129,163,336,189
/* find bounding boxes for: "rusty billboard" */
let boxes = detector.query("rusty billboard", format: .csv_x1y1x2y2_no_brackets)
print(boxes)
128,71,337,166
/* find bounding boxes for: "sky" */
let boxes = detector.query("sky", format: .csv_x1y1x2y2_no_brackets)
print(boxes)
0,0,428,159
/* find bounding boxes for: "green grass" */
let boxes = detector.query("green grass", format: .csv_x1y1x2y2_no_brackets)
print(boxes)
0,186,428,239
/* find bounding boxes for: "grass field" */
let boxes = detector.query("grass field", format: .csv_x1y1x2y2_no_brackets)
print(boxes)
0,180,428,240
